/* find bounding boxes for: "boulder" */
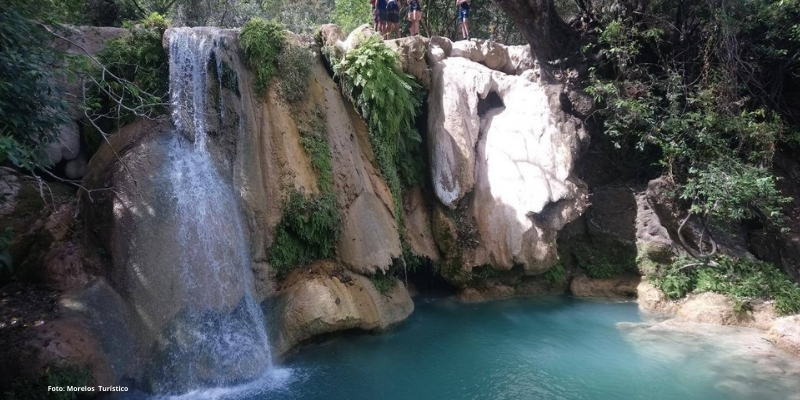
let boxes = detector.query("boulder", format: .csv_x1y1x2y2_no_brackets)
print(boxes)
64,155,88,180
270,261,414,356
635,192,674,276
427,58,493,206
570,274,640,298
637,281,679,314
427,54,587,279
768,316,800,358
506,44,535,75
478,40,509,72
450,40,485,63
385,36,431,89
637,281,777,330
0,168,82,288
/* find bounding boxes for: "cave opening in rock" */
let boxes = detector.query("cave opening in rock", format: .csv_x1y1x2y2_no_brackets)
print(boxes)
477,91,505,117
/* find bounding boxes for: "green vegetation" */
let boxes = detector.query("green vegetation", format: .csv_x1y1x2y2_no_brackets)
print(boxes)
582,0,800,309
85,12,170,153
572,244,635,279
333,34,423,221
0,3,73,170
331,0,371,35
4,365,92,400
268,191,341,277
652,256,800,316
585,1,799,229
240,18,287,93
543,263,568,284
371,268,398,295
268,102,340,277
239,18,313,102
277,44,314,103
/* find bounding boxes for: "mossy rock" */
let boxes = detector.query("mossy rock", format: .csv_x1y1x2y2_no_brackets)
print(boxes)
636,240,675,276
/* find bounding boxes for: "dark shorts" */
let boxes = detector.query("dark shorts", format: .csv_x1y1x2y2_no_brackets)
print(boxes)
458,7,469,22
378,8,388,21
387,2,399,23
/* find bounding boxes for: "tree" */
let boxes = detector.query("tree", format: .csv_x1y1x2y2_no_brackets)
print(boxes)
490,0,579,63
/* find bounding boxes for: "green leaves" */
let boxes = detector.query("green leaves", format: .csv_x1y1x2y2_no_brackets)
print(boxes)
269,191,342,276
586,5,797,229
652,256,800,315
0,8,67,171
332,34,424,234
85,13,170,152
239,18,287,94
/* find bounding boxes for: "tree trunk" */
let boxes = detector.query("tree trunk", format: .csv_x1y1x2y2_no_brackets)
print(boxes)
491,0,580,65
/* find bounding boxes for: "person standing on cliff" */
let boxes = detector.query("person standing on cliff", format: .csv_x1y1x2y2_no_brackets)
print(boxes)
407,0,422,36
456,0,470,40
376,0,388,36
386,0,401,38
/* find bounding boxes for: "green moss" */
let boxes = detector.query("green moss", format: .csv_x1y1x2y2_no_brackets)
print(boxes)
370,270,398,295
240,18,313,102
298,104,333,192
277,44,314,103
269,101,340,277
572,242,636,278
4,365,92,400
651,256,800,316
218,60,240,97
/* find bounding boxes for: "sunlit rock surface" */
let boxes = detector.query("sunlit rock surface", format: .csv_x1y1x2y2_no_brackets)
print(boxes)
270,261,414,356
427,54,587,277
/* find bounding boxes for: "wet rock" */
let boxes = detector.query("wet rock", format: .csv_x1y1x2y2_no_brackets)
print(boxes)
402,187,440,261
385,36,430,89
769,316,800,358
570,274,640,298
637,281,679,314
270,261,413,356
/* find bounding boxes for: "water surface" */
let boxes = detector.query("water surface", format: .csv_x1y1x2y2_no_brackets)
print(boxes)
194,296,800,400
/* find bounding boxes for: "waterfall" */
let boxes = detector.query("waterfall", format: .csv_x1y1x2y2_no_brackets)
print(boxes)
135,27,275,395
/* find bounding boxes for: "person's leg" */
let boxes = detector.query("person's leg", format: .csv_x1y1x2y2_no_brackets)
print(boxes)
463,18,469,40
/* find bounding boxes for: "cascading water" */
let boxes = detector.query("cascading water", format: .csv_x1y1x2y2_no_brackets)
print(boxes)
132,28,278,396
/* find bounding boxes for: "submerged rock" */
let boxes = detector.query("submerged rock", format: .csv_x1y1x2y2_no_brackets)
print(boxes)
270,261,413,356
570,275,640,298
637,281,777,330
769,316,800,358
620,318,800,398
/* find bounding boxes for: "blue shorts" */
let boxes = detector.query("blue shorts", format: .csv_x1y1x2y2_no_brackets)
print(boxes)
458,8,469,23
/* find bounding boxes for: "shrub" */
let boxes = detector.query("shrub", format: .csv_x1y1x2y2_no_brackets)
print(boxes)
268,190,341,277
0,8,69,170
333,34,423,224
543,263,567,284
85,12,169,153
277,44,314,103
651,256,800,315
239,18,287,93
